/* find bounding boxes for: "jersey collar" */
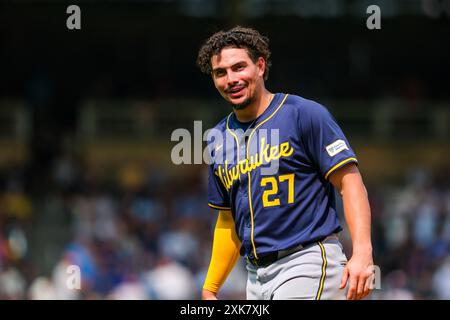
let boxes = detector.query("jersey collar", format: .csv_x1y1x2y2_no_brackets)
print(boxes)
229,93,283,130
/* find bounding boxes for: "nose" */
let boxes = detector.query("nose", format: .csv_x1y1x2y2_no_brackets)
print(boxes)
226,70,239,86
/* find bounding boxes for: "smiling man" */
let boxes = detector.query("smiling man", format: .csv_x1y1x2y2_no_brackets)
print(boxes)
196,26,374,300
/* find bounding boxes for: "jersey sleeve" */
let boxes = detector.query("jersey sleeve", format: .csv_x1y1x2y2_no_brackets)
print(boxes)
205,132,231,210
207,164,231,210
300,101,358,179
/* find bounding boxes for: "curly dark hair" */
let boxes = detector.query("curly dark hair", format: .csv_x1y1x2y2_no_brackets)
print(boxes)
196,26,272,80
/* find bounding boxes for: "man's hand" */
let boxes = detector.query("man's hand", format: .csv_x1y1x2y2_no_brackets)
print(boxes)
330,163,374,300
202,289,219,300
339,250,374,300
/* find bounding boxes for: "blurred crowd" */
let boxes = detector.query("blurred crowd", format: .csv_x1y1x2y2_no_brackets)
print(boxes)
0,150,449,300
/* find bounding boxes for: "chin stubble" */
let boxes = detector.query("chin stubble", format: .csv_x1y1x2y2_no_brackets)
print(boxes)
232,97,252,110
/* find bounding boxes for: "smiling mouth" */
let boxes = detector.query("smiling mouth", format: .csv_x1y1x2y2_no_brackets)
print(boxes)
227,86,245,97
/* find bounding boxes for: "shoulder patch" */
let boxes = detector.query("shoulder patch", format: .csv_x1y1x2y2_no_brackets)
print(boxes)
325,139,349,157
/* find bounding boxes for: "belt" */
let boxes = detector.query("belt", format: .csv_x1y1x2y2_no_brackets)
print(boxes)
246,234,339,268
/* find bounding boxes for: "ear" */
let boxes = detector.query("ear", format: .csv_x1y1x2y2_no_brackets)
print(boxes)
257,57,266,77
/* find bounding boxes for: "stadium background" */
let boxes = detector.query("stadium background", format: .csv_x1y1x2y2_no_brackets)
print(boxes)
0,0,449,299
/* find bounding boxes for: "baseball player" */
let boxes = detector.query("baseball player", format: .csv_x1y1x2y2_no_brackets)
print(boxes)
197,26,374,300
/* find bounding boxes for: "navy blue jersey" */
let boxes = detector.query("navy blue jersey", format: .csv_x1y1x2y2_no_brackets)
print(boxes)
207,93,358,260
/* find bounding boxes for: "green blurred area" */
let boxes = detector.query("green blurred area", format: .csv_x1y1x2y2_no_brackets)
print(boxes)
1,98,448,185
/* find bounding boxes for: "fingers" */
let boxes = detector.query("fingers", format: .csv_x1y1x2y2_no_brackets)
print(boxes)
349,273,373,300
340,267,349,289
361,273,374,299
356,274,366,300
346,275,358,300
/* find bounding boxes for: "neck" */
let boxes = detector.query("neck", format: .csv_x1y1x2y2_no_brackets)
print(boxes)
234,89,273,123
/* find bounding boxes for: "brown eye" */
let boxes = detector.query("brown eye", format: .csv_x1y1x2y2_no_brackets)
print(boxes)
215,70,225,77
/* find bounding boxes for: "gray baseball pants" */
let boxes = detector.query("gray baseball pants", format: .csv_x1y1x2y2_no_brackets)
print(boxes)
246,236,348,300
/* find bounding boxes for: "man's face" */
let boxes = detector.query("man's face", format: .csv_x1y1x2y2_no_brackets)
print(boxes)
211,47,265,110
